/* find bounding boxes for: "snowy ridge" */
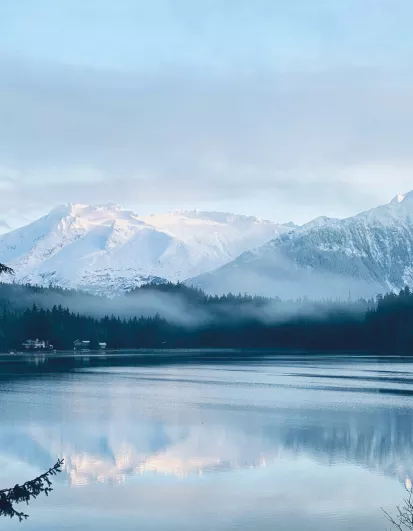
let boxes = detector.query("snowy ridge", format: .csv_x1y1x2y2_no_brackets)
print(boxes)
0,204,289,295
190,191,413,299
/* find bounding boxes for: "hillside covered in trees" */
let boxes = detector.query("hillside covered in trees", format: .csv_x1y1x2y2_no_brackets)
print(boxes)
0,281,412,354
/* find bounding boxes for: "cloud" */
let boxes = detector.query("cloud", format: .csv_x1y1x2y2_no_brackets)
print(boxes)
0,220,10,235
1,58,413,224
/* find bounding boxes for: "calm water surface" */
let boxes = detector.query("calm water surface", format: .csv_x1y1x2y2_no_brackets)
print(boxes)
0,351,412,530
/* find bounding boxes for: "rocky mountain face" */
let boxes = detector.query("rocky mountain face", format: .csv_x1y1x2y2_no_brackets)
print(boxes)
190,192,413,299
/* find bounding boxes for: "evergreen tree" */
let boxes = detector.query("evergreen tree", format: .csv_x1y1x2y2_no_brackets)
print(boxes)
0,460,63,521
0,264,13,275
0,276,412,353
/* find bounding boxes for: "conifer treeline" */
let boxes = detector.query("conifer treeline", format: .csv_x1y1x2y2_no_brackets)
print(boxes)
0,282,412,353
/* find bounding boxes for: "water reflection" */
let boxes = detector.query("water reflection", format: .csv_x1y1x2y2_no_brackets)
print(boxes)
1,408,411,489
0,354,413,493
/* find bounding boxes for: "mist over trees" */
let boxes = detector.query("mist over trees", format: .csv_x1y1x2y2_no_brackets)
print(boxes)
0,281,411,353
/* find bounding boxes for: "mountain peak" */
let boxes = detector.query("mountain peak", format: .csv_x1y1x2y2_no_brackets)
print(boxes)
390,193,406,204
0,204,288,294
49,203,124,217
284,221,299,229
191,191,413,299
389,191,413,206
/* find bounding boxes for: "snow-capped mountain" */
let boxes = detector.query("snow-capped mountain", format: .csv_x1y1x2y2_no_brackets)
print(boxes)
190,192,413,299
0,203,289,294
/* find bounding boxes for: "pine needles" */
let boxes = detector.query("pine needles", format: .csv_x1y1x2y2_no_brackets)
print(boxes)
0,264,14,275
0,459,64,521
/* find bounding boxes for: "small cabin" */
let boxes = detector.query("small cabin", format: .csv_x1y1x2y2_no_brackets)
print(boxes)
73,340,91,351
22,339,49,350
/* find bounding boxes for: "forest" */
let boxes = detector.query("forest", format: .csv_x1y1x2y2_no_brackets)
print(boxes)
0,280,412,354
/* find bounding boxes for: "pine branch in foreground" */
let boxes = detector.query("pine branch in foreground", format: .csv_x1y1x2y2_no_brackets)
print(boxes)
0,459,64,522
0,263,14,275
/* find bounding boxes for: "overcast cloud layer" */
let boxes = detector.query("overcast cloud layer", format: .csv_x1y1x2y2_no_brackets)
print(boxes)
1,0,413,230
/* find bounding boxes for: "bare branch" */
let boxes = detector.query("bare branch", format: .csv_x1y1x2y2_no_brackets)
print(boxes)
384,489,413,530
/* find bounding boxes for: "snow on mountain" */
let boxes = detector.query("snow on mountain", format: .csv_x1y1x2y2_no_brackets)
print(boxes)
189,191,413,299
0,204,289,294
390,192,406,204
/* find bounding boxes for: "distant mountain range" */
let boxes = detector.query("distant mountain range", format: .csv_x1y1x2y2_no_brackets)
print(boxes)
1,193,413,298
190,191,413,299
0,204,288,295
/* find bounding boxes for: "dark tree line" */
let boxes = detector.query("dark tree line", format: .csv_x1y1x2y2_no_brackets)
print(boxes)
0,279,412,353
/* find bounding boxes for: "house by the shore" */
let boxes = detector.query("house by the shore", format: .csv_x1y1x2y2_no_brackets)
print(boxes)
73,340,91,351
22,339,53,350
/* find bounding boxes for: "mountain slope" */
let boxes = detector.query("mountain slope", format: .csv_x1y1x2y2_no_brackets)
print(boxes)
0,204,289,294
189,192,413,299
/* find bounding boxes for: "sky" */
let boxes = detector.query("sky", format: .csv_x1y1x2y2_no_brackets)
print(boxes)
1,0,413,231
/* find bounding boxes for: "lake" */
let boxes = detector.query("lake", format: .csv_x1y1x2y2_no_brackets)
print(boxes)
0,351,412,530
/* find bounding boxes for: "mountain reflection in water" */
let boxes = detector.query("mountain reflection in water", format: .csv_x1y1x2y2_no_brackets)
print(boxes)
0,352,412,531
